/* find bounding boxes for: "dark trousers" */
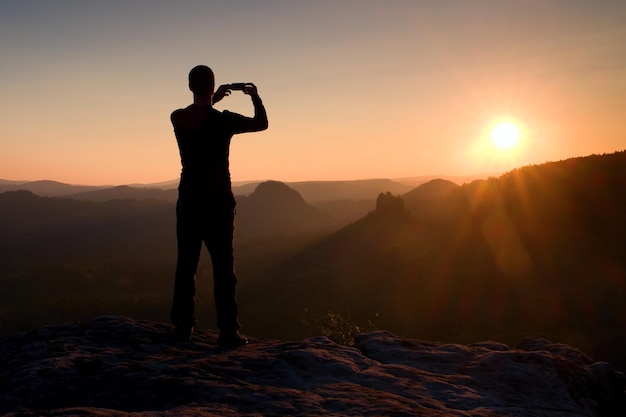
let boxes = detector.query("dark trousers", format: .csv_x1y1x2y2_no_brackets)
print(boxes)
171,193,240,333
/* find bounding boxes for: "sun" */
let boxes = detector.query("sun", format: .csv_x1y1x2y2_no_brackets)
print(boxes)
467,118,527,173
490,121,520,149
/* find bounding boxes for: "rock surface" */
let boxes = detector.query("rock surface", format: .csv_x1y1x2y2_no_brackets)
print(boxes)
0,316,624,416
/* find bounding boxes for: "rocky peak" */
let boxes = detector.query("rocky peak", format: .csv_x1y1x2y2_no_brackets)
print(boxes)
376,191,406,215
1,316,624,416
250,180,307,205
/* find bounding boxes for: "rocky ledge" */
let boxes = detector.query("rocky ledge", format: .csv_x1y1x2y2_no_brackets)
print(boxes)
0,316,624,416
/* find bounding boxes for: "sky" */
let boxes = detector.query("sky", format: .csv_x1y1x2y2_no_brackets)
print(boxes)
1,0,626,185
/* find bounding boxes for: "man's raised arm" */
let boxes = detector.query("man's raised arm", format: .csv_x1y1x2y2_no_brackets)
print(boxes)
243,83,268,132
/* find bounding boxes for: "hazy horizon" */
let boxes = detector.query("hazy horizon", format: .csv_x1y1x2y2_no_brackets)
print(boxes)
2,1,626,185
0,171,496,188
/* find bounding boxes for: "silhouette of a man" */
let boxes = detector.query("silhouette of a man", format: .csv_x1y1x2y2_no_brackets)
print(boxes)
170,65,268,346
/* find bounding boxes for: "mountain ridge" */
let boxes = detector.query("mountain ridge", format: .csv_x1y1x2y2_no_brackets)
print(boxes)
0,176,448,202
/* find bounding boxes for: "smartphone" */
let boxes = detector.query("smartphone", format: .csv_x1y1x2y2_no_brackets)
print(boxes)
230,83,247,90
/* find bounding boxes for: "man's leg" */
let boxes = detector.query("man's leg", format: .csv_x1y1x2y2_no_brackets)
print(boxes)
171,198,202,334
205,207,242,336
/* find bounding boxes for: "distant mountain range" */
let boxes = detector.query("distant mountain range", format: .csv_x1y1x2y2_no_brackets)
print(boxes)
0,176,456,226
0,180,105,197
67,185,179,203
0,179,346,265
0,175,480,202
0,176,462,267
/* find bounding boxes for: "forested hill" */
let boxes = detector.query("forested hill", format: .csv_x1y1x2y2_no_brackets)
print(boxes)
0,190,175,267
235,180,336,240
242,151,626,370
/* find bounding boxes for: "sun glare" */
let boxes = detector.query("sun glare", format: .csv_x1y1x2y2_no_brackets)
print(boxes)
466,118,527,173
490,122,520,150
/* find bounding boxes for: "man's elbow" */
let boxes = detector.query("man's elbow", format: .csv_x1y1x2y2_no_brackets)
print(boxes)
255,117,268,131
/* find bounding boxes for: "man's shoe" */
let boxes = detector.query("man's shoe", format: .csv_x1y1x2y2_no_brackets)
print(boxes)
218,331,248,347
174,326,193,342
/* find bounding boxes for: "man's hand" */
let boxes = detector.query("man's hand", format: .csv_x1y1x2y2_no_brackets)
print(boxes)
213,84,232,104
213,83,259,104
242,83,259,98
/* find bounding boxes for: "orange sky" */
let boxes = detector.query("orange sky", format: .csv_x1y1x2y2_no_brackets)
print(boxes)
1,1,625,185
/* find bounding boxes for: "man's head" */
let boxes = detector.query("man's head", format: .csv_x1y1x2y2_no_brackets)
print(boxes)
188,65,215,96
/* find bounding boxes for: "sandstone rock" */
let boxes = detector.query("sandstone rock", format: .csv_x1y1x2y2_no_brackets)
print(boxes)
0,316,623,416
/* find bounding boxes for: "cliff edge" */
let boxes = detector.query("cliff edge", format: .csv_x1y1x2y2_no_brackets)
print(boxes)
1,316,624,416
